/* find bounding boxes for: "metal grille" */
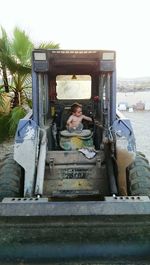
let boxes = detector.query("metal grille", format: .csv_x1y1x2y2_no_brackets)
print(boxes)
61,168,91,179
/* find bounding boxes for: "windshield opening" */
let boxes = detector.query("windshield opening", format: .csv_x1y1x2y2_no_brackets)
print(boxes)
56,75,91,99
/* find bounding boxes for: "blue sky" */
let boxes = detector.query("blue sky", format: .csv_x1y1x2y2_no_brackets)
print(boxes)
0,0,150,78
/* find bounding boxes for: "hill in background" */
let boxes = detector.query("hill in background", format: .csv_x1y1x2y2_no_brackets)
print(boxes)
1,76,150,93
117,77,150,92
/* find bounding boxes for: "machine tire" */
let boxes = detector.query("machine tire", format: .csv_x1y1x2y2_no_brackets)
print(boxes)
0,154,23,201
128,152,150,196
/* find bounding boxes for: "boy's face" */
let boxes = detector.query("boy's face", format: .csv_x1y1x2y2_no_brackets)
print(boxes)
74,107,82,117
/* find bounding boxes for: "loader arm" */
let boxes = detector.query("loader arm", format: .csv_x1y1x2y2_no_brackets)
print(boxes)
0,197,150,264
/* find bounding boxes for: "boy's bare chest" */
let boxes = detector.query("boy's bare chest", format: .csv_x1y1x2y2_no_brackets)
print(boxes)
72,115,82,122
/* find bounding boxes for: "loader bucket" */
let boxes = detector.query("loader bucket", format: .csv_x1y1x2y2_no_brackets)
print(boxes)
0,197,150,264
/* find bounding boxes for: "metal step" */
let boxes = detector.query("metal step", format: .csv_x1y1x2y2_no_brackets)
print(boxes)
46,150,104,165
50,189,102,201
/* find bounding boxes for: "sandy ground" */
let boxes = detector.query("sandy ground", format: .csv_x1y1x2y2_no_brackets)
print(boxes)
117,91,150,109
124,111,150,163
0,111,150,162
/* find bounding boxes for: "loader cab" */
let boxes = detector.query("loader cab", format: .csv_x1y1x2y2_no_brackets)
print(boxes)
25,49,118,198
13,49,138,199
32,49,116,151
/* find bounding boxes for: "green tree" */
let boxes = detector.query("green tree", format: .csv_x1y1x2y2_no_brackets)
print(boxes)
0,26,59,107
0,26,60,140
2,27,33,106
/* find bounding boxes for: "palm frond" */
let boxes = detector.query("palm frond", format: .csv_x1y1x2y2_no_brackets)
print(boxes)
12,27,34,64
9,106,26,135
0,27,11,92
38,42,60,49
0,90,5,108
0,27,11,56
3,55,31,75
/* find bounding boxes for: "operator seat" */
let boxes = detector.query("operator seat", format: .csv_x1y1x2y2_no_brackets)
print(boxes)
60,129,93,151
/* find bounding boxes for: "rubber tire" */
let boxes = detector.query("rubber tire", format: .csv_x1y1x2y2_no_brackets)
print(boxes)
128,152,150,196
0,154,23,201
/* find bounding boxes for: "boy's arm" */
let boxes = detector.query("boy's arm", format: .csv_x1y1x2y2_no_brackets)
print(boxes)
66,115,73,126
82,115,92,122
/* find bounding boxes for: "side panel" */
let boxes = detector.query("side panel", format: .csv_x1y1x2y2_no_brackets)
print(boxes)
14,118,39,196
113,114,136,195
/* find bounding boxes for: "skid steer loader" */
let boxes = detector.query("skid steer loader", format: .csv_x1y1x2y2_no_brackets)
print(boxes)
0,49,150,264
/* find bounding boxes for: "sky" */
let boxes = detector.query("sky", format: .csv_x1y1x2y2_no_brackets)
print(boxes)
0,0,150,78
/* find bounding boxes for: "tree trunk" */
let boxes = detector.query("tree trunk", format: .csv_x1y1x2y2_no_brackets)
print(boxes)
1,63,9,93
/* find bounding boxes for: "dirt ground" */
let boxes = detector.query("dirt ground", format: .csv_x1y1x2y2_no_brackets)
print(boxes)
124,110,150,163
0,111,150,162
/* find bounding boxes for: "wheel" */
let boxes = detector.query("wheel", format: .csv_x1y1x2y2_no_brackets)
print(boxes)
0,154,24,201
127,152,150,196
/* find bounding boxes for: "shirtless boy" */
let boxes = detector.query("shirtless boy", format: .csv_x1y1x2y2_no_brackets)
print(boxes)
66,102,92,132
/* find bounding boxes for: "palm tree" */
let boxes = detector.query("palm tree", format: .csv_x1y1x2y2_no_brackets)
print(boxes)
0,26,60,139
0,26,60,107
3,27,34,106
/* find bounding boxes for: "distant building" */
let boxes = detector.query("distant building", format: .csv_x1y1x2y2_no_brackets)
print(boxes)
118,102,128,111
135,101,145,110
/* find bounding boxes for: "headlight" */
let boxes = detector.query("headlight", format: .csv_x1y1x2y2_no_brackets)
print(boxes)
102,52,115,60
34,52,46,61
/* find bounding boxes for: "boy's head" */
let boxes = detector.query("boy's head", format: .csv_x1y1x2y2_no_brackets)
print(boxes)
71,102,82,117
